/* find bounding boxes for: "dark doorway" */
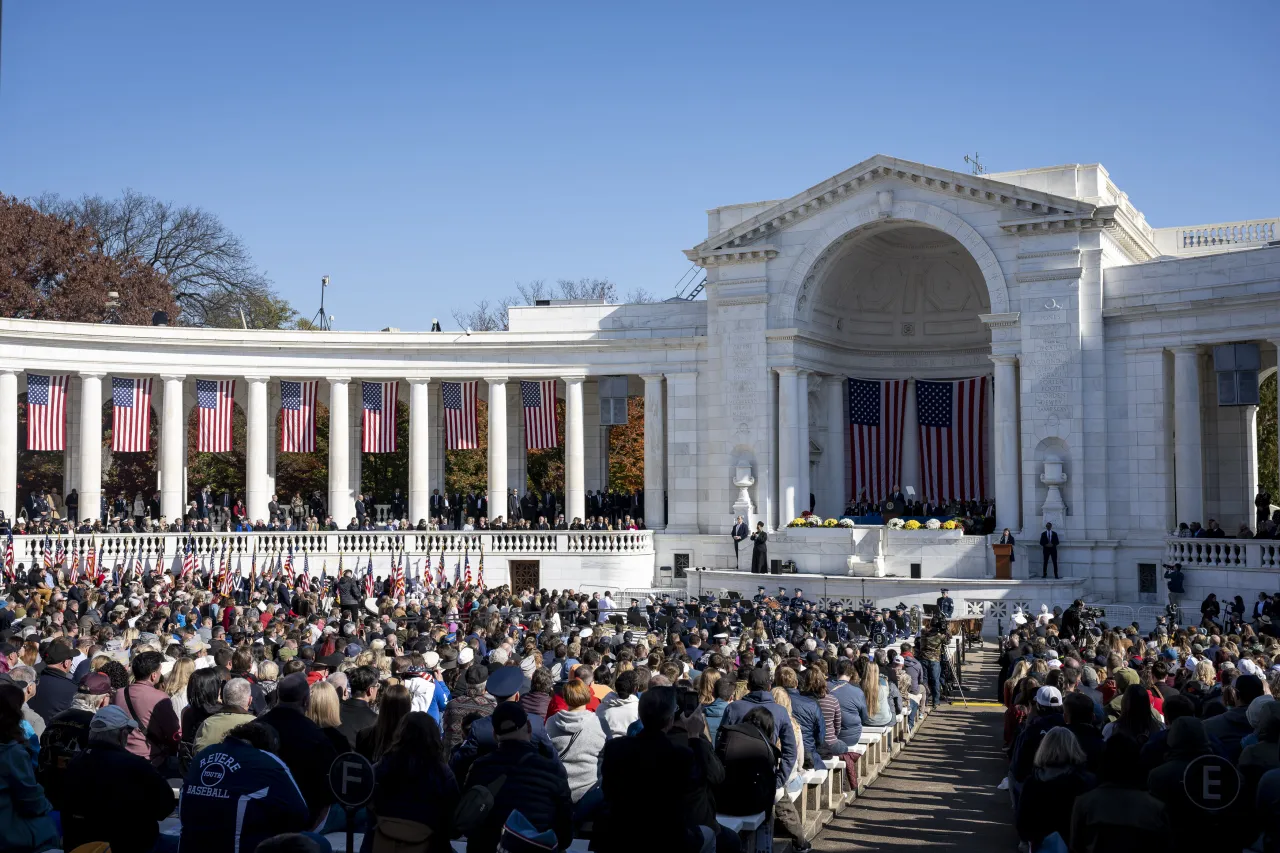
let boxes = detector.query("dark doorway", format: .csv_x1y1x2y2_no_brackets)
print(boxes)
509,560,540,592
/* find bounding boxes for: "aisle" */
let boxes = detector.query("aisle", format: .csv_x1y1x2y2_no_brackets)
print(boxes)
813,647,1018,852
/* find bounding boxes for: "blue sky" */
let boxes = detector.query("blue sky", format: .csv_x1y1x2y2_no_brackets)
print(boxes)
2,2,1277,330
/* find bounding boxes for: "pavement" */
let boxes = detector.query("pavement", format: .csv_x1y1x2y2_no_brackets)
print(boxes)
813,646,1020,852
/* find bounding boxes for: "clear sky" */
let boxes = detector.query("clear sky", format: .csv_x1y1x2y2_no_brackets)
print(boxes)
2,2,1277,330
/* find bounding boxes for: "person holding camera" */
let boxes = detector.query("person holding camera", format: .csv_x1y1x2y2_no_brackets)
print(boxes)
1163,562,1185,613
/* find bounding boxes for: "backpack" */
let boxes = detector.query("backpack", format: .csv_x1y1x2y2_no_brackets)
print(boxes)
453,751,534,837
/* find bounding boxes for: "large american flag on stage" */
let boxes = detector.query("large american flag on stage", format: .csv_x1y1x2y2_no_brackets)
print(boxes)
280,380,317,452
112,377,153,452
848,378,907,504
362,381,398,453
442,381,478,450
521,380,558,449
917,377,988,502
26,374,67,451
196,379,236,452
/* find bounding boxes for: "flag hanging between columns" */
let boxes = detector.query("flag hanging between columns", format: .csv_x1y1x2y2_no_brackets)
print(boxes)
916,377,988,503
848,378,908,505
521,380,558,449
196,379,236,452
112,377,154,452
442,381,477,449
26,374,67,451
362,381,399,452
280,380,317,452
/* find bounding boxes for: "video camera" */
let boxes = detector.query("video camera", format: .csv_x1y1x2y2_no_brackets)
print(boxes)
1161,562,1182,572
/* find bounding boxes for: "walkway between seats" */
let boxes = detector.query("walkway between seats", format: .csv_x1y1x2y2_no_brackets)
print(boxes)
813,647,1018,852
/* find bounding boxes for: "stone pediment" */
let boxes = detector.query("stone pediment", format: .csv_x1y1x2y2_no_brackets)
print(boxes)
686,154,1095,264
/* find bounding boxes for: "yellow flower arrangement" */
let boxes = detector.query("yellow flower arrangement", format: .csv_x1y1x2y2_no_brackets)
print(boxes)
941,520,959,530
903,519,922,530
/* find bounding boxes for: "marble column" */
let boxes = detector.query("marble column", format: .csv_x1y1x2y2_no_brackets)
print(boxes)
901,378,920,499
1244,404,1259,526
824,376,846,516
265,383,278,501
160,375,186,521
1172,346,1204,527
328,377,350,524
0,370,16,523
246,376,269,522
77,373,104,526
565,376,585,523
991,356,1021,532
486,377,508,520
797,371,811,515
776,367,800,524
641,374,665,530
664,372,699,533
408,378,432,524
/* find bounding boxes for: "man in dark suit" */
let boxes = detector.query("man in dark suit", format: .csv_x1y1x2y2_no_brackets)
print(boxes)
337,665,380,747
1040,522,1060,578
507,488,519,522
430,489,446,522
731,516,749,569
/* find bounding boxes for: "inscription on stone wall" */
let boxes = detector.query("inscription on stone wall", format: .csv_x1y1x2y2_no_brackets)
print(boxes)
1027,305,1079,428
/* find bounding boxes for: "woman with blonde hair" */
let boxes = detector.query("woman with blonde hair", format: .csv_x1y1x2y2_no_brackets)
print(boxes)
1005,660,1031,706
771,685,805,774
163,657,195,718
859,659,894,727
308,680,351,753
1015,727,1096,847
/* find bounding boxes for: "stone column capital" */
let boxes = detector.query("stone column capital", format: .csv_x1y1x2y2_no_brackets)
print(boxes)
159,374,186,383
245,375,270,384
0,369,18,377
1169,345,1200,357
665,371,698,382
989,354,1019,367
562,376,586,385
484,376,508,386
639,373,665,384
407,377,432,386
774,366,800,378
326,376,351,385
78,371,106,380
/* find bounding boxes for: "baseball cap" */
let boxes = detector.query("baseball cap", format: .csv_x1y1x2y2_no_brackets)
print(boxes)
90,705,139,733
464,664,489,687
344,643,362,658
423,651,441,670
276,672,310,705
458,648,474,666
44,643,74,665
78,673,112,695
491,702,529,736
1035,686,1063,707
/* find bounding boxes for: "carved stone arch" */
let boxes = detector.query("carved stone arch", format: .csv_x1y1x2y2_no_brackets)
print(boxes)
777,199,1010,327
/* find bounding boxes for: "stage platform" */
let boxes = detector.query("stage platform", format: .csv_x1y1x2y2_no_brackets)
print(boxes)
686,569,1088,637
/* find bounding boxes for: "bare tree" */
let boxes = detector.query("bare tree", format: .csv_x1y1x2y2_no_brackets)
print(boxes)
450,276,647,332
33,189,293,328
626,287,658,304
555,277,617,302
451,298,509,332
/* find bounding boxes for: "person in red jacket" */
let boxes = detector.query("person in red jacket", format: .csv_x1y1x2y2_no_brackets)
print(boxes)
545,664,601,718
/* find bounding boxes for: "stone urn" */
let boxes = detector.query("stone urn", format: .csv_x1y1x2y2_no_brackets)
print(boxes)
1040,453,1068,527
732,464,755,524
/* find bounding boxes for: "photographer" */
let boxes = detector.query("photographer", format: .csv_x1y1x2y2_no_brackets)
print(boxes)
1059,600,1083,642
1163,562,1185,611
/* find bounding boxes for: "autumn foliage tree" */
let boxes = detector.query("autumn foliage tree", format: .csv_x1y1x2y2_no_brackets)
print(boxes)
0,193,178,324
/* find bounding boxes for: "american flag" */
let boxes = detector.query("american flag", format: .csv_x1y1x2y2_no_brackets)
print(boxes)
437,550,446,587
361,381,398,453
521,380,558,449
133,546,144,577
69,546,80,584
302,549,310,583
93,543,104,586
364,553,375,598
280,380,317,453
55,536,65,567
4,531,15,583
85,540,97,585
477,550,484,590
219,547,233,596
464,550,472,586
197,380,236,452
283,543,295,585
442,381,478,449
111,377,154,453
391,551,405,599
26,374,67,451
848,379,908,504
41,536,52,570
917,377,988,503
249,547,258,589
182,538,197,580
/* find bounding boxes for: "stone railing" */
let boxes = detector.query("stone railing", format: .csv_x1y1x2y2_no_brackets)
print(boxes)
12,530,654,573
1152,219,1279,256
1165,536,1280,571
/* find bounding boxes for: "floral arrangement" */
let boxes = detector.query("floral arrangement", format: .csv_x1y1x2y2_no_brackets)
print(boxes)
942,520,959,530
787,516,825,528
887,517,906,529
903,519,922,530
837,518,855,528
823,518,839,527
925,518,942,530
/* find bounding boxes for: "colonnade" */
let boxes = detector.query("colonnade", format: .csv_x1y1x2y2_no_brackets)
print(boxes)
0,372,684,532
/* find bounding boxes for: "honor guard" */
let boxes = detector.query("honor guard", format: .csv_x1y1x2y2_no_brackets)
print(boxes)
936,588,955,620
753,586,768,606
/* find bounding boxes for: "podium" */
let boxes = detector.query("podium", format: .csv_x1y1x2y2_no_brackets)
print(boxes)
992,543,1013,580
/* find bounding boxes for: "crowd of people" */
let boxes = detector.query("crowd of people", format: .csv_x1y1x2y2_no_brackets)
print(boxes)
999,595,1280,852
0,557,957,853
7,484,652,539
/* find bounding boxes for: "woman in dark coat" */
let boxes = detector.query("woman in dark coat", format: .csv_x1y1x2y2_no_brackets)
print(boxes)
750,522,768,575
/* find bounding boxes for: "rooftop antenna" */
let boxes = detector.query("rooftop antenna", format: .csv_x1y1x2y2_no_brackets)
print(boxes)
310,276,332,330
964,152,986,176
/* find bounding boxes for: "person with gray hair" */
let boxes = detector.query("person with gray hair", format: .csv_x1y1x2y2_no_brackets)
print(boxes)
193,676,256,752
327,670,350,699
7,664,44,738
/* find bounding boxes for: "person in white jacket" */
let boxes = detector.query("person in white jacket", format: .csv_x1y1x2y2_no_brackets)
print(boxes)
595,669,641,738
400,652,451,723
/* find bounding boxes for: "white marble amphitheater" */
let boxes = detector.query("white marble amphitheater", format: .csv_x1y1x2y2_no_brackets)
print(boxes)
6,155,1280,629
